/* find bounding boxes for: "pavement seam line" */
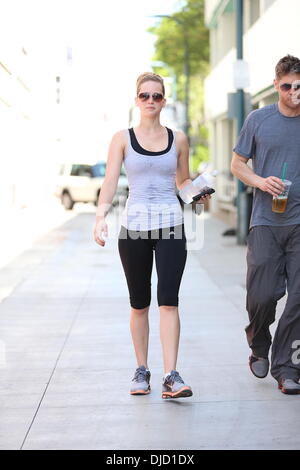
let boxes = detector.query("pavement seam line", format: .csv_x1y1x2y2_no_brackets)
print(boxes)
19,278,93,450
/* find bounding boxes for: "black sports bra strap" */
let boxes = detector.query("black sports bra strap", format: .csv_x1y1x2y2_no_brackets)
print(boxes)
129,127,174,156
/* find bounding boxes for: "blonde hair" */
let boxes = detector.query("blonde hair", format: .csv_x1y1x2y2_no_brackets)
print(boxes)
136,72,165,96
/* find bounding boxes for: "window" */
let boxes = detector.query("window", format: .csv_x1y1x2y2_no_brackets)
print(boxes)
210,9,235,66
92,163,106,177
92,162,126,178
71,164,93,177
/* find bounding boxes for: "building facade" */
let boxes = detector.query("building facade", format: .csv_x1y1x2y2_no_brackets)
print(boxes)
0,43,32,210
0,37,69,212
204,0,300,224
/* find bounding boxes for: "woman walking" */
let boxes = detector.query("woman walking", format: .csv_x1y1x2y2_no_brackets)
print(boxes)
94,72,208,399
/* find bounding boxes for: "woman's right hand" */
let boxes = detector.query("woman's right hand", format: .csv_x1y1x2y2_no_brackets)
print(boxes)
93,219,108,247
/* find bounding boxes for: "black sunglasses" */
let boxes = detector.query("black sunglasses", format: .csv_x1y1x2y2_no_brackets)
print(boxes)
138,92,164,102
280,83,300,92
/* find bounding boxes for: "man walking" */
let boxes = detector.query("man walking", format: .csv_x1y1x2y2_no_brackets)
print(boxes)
231,55,300,394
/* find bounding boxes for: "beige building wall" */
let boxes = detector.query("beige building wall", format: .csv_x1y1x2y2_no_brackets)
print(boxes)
0,28,61,211
0,44,32,209
204,0,300,224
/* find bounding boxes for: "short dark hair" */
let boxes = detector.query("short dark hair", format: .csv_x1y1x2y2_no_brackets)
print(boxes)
275,55,300,79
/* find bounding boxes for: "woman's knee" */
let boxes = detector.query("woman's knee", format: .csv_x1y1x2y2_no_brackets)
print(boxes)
159,304,178,312
130,291,151,311
131,305,150,314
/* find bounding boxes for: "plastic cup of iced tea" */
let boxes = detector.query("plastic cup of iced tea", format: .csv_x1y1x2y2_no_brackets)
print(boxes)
272,179,292,213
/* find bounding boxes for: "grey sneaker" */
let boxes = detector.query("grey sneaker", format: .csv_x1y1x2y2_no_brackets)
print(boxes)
162,370,193,399
249,355,269,378
278,379,300,395
130,365,151,395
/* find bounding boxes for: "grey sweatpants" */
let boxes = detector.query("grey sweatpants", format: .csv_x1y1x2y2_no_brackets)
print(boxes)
246,224,300,382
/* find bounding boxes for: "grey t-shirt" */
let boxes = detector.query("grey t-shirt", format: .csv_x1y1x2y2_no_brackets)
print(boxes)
233,103,300,228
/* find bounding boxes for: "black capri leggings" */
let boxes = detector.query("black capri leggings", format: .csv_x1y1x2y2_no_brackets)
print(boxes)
118,224,187,309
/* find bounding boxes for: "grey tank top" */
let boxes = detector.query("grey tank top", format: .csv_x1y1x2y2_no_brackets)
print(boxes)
121,128,184,231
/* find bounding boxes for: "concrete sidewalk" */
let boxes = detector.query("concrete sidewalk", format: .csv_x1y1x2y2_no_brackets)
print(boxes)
0,207,299,450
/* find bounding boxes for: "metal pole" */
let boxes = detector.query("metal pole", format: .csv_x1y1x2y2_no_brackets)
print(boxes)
235,0,248,245
236,0,244,139
183,29,190,142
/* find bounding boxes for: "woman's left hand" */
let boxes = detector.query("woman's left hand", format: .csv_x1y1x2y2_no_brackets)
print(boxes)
195,194,211,204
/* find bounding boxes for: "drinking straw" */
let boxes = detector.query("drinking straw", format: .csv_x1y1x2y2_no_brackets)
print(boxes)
281,162,287,182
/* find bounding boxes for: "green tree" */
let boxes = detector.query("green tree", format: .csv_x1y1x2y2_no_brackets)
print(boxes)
148,0,210,170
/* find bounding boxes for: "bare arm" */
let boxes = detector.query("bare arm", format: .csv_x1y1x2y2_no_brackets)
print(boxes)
231,152,284,197
96,131,125,219
175,130,192,190
94,130,125,246
176,131,211,203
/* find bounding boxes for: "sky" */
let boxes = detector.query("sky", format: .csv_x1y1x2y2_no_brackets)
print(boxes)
1,0,181,159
